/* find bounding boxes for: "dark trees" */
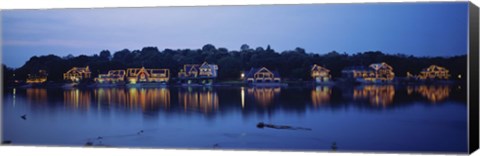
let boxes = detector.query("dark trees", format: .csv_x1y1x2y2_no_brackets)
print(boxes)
5,44,467,83
3,64,15,85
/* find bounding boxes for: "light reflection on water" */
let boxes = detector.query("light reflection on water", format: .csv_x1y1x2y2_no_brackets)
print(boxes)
408,85,451,103
4,85,467,153
178,87,218,113
26,88,48,105
64,89,91,110
311,86,332,107
353,85,395,107
22,85,460,112
247,87,281,107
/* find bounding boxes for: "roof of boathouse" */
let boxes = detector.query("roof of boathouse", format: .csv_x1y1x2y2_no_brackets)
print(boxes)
245,67,281,78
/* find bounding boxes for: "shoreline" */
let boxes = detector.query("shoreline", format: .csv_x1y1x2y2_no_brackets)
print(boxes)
3,79,464,90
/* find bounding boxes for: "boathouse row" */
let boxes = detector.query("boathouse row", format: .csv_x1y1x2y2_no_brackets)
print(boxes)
177,62,218,84
26,62,451,84
341,62,395,83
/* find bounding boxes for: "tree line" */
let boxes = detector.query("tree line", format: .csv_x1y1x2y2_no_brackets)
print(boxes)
2,44,467,85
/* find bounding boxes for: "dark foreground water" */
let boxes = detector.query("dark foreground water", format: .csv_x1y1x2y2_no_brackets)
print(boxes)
2,85,468,153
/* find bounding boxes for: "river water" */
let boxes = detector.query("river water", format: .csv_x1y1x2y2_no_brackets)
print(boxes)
2,84,468,153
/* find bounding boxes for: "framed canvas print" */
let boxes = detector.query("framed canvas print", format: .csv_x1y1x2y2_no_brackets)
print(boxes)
1,1,479,155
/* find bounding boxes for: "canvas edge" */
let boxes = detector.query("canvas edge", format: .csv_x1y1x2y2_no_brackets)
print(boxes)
0,9,4,146
468,1,480,154
0,1,476,155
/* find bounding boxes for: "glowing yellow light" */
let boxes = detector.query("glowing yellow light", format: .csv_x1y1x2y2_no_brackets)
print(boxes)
130,79,137,84
311,86,331,107
458,74,461,79
241,87,245,109
241,73,245,79
12,88,16,107
416,85,450,103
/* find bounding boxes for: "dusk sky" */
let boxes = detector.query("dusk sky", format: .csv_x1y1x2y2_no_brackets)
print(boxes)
1,2,468,68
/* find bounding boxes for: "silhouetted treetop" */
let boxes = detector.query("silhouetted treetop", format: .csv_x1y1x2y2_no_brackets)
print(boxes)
7,44,467,83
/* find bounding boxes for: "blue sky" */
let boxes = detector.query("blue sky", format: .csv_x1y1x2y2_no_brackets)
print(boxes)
1,2,469,68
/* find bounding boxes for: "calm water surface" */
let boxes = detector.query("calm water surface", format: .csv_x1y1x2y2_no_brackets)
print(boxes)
2,85,467,153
